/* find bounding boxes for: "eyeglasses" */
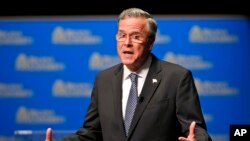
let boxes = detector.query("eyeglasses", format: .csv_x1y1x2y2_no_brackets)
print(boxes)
116,32,146,43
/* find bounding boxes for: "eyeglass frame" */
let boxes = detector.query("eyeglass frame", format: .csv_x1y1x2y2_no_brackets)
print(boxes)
116,31,148,43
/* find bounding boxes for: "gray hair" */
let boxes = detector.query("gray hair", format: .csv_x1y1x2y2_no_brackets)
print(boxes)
118,8,157,44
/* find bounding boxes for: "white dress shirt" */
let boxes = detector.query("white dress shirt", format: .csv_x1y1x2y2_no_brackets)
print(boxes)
122,55,152,119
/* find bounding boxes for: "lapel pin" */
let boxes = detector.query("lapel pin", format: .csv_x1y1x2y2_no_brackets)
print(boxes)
152,79,157,83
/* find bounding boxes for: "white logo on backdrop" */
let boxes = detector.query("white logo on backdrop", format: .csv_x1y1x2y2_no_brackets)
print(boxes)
52,79,92,97
164,52,212,70
16,106,65,124
155,30,171,44
0,29,33,45
52,26,102,45
89,52,120,70
189,25,238,43
0,83,33,98
15,53,65,71
195,78,238,95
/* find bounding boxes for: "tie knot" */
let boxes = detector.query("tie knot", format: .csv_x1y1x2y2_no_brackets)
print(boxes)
129,73,138,83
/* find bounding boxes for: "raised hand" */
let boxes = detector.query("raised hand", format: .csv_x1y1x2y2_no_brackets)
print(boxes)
178,121,196,141
45,128,52,141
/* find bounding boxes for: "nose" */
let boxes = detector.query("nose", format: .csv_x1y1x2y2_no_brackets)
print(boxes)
124,36,132,44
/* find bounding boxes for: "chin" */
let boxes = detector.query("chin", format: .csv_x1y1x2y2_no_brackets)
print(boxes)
121,59,134,65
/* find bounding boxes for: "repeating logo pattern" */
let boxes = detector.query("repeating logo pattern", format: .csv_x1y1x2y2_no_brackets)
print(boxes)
0,17,249,141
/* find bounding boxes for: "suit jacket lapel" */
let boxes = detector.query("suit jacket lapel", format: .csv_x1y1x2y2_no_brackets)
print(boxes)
127,55,162,139
112,64,127,140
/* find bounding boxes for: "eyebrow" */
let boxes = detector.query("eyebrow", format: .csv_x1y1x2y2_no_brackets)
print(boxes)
117,30,142,35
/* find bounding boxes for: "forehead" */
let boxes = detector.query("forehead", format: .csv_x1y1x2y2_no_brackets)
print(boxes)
118,17,148,33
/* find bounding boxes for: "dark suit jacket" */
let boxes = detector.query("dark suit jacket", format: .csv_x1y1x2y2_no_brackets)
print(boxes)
64,54,211,141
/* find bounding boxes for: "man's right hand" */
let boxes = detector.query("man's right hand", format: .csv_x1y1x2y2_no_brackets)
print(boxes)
45,128,52,141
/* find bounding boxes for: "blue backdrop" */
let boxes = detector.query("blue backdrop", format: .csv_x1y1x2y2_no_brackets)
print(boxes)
0,16,249,141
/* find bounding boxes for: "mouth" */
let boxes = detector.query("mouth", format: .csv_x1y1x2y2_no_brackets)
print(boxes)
123,51,133,54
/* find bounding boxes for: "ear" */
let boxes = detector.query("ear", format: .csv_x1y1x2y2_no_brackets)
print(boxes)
147,36,155,50
149,44,153,51
147,38,154,51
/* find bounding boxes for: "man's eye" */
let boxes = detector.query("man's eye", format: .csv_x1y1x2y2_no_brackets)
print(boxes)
131,35,140,39
119,34,126,38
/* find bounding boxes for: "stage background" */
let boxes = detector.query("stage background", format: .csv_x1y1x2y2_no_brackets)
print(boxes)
0,15,249,141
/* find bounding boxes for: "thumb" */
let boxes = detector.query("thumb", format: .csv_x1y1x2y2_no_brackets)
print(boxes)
188,121,196,138
45,128,52,141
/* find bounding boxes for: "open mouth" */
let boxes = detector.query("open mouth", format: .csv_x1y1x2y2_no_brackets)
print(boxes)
123,51,133,54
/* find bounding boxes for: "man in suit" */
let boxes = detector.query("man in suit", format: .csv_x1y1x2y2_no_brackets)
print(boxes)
45,8,211,141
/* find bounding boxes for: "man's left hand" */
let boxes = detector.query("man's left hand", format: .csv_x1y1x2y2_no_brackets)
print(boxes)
178,121,196,141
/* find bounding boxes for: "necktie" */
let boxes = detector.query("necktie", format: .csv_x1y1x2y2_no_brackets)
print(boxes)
124,73,138,136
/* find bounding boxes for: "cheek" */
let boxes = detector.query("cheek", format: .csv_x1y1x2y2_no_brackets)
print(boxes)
137,46,149,56
116,44,122,52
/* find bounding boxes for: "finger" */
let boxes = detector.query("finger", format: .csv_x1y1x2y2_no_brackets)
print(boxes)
189,121,196,137
45,128,52,141
178,136,188,141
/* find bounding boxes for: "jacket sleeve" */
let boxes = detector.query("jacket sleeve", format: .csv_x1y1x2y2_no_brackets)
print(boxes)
63,78,103,141
176,70,212,141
